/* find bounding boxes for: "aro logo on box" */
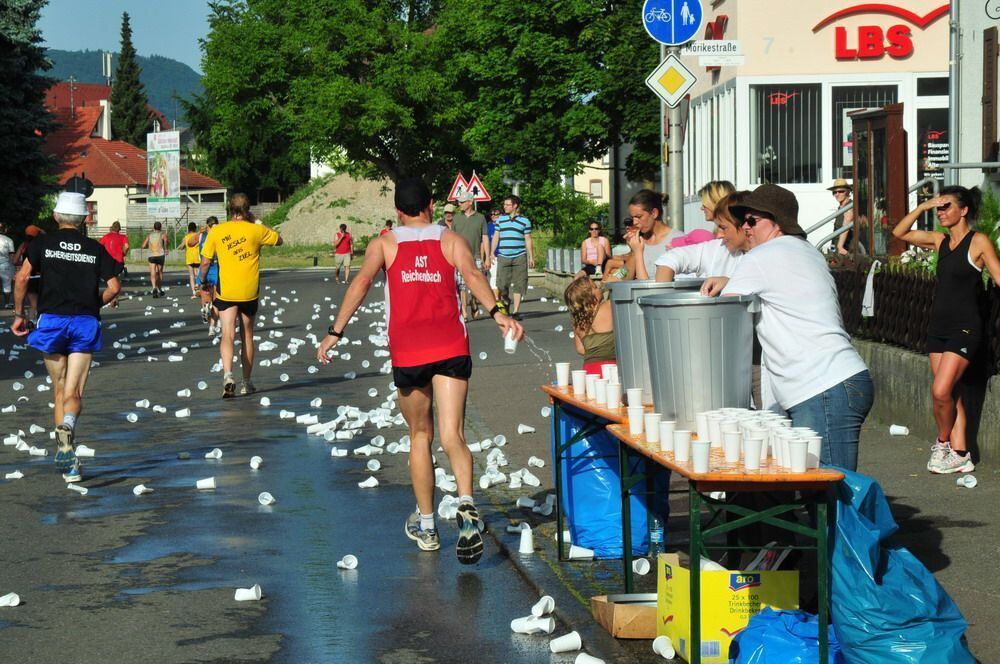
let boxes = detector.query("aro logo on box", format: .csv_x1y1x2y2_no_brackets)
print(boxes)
729,573,761,592
812,3,948,62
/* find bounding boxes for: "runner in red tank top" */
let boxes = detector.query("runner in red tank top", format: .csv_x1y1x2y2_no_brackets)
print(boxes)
317,178,522,564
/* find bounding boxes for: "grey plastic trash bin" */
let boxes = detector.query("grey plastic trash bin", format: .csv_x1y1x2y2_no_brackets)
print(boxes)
637,292,757,430
607,280,702,405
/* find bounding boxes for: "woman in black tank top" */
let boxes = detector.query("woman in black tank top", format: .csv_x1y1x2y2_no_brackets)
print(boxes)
892,186,1000,475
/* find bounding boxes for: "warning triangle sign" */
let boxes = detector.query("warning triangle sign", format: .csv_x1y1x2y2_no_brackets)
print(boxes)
447,173,469,201
466,174,491,202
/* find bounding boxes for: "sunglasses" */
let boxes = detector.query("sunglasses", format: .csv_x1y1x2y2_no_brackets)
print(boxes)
832,189,848,195
589,227,600,231
936,203,952,211
742,212,771,227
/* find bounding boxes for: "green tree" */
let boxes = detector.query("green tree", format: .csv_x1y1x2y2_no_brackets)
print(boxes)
0,0,55,233
110,12,153,146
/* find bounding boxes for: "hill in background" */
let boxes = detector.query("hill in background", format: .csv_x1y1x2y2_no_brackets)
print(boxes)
44,48,202,127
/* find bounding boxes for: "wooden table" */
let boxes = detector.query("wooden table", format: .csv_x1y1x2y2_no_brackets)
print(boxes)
607,424,844,664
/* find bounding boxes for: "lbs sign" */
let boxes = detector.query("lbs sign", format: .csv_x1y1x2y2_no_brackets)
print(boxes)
812,3,949,61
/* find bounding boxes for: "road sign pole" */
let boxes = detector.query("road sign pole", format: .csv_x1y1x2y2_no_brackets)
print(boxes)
659,43,668,198
667,46,684,232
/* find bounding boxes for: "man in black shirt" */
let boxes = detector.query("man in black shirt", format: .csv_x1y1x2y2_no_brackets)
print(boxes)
10,192,121,483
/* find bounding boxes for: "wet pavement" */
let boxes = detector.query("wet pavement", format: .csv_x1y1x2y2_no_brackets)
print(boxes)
0,270,584,663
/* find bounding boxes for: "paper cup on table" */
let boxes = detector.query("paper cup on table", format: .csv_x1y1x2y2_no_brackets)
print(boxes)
250,455,263,470
234,584,262,601
643,413,662,443
652,635,676,659
788,440,808,473
531,595,555,617
673,430,691,463
550,630,583,654
625,387,643,407
584,374,597,400
723,430,741,463
504,328,517,354
555,362,571,387
0,592,20,607
805,436,822,469
605,382,622,408
691,440,711,473
600,363,614,381
336,554,358,570
196,477,216,490
658,421,676,453
258,491,276,506
568,545,594,560
695,412,710,442
743,436,763,471
594,379,608,405
707,414,724,449
571,370,587,395
518,527,534,554
632,558,651,575
627,406,644,435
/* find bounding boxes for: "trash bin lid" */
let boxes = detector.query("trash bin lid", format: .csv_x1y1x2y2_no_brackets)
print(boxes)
636,292,759,308
607,279,702,303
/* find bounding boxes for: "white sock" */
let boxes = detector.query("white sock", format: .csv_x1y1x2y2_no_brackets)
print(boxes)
420,513,435,531
458,495,474,506
62,413,77,430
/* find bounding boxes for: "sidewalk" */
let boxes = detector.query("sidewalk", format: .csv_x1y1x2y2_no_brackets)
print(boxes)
462,286,998,662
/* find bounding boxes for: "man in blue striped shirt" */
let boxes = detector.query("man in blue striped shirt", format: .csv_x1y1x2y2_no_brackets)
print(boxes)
489,195,534,320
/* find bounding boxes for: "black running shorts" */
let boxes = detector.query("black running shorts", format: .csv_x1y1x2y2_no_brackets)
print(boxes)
393,355,472,390
214,297,259,318
926,331,981,361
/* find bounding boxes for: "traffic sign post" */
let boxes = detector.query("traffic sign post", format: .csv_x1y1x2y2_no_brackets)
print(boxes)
466,173,491,202
641,0,703,46
447,173,469,201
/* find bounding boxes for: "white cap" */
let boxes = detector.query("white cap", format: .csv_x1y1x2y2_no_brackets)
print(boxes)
457,191,474,203
53,192,88,216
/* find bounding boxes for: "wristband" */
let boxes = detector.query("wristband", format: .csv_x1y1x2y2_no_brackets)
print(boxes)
488,305,500,320
13,312,25,319
327,325,344,338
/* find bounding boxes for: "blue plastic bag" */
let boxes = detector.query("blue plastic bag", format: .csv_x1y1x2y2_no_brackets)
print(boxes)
732,607,844,663
551,402,669,558
830,468,973,663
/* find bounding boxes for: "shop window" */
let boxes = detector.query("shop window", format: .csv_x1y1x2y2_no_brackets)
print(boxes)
750,84,822,184
917,77,949,97
589,180,603,199
832,85,897,180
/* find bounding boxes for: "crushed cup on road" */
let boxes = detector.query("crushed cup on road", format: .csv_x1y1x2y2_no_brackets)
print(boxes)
518,526,534,554
28,446,47,457
516,496,536,509
177,388,192,398
549,631,582,654
258,491,276,506
279,410,295,420
152,405,167,413
260,397,271,407
205,448,223,460
28,424,45,434
175,408,191,418
133,484,153,496
510,615,556,635
279,373,289,382
4,471,23,480
196,477,216,490
575,654,605,664
568,545,594,560
336,554,358,570
250,456,263,470
358,476,379,489
234,584,262,601
197,381,208,391
310,397,322,408
957,475,978,488
330,447,348,458
135,398,150,409
540,406,551,418
67,484,88,495
531,595,555,617
0,592,20,607
889,424,909,436
652,635,676,659
126,413,139,423
75,445,95,457
517,423,535,435
366,459,381,472
527,456,545,468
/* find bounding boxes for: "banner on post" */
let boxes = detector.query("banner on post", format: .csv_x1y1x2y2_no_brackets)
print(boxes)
146,131,181,217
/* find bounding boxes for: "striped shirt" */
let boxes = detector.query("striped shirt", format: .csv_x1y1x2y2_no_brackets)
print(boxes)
494,215,532,258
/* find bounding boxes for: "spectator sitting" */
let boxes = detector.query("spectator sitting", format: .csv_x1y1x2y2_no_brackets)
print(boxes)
575,221,611,279
564,275,616,377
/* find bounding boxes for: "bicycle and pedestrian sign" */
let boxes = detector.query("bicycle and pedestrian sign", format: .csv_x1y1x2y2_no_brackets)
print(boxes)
642,0,703,46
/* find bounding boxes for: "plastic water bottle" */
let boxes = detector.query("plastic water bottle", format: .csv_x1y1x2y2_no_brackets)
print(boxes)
649,515,664,557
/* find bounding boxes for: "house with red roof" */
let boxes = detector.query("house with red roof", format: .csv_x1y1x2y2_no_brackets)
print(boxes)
43,81,226,231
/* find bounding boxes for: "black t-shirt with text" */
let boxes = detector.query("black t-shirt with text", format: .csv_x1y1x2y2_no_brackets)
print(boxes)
27,228,118,317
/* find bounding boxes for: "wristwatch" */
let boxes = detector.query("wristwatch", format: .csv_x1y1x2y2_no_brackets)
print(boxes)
327,325,343,338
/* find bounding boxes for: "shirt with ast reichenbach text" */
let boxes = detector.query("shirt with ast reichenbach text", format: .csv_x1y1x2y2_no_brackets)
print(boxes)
200,220,280,302
27,228,118,317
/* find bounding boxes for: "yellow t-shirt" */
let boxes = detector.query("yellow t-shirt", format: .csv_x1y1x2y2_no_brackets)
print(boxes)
183,232,200,265
201,221,280,302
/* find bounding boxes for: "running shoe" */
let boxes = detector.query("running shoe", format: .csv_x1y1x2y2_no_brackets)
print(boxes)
55,424,75,451
404,511,441,551
62,463,82,483
222,374,236,398
151,290,160,299
201,303,210,323
455,503,484,564
240,381,256,396
932,449,975,474
927,439,949,472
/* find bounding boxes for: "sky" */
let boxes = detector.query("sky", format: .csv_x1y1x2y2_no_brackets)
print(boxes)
38,0,210,73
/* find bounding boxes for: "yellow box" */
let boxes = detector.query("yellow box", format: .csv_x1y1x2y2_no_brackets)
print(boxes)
657,553,799,663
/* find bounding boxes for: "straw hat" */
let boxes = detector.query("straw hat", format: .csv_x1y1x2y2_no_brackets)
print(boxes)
827,178,852,192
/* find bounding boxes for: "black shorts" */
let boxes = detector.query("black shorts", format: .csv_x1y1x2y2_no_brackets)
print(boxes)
926,331,981,361
581,264,597,276
214,297,259,318
188,262,200,268
393,355,472,390
148,255,165,266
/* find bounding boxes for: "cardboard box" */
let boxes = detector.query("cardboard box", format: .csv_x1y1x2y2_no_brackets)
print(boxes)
657,553,799,663
591,593,658,639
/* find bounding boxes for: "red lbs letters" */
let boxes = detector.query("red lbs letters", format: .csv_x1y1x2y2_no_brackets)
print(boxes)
835,25,913,60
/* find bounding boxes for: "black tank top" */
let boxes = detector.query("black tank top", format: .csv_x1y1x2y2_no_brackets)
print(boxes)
928,231,983,336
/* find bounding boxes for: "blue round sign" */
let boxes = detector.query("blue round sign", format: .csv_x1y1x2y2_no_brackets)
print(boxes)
642,0,703,46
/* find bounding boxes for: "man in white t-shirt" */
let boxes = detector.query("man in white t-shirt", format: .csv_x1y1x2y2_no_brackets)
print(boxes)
0,223,15,309
702,184,873,471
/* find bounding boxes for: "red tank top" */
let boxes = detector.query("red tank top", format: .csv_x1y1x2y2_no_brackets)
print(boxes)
386,224,469,367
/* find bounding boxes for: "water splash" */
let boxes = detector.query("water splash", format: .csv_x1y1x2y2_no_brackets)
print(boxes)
522,335,553,367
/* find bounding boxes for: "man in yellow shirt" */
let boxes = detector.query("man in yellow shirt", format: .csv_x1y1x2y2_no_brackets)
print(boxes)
199,193,283,397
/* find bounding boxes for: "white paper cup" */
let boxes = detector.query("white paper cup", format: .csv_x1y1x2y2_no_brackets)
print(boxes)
175,408,191,418
707,414,724,449
567,545,594,560
625,387,643,407
516,496,536,509
234,584,262,601
788,440,808,473
135,399,150,408
627,406,644,435
692,440,711,474
531,594,555,617
549,630,583,653
644,413,661,443
75,444,95,457
575,654,605,664
126,413,139,423
805,436,822,469
177,388,191,398
695,412,710,442
594,379,608,405
652,635,676,659
132,484,153,496
366,459,381,472
889,424,909,436
957,475,978,488
504,328,518,354
0,592,20,607
555,362,571,387
67,484,88,495
259,397,271,407
517,423,536,434
205,448,223,460
632,558,651,575
250,456,263,470
258,491,276,506
585,374,597,400
519,527,534,554
658,421,676,453
528,456,546,468
723,430,741,463
673,430,691,463
743,436,763,471
571,370,587,395
196,477,216,490
511,615,556,635
605,382,622,408
336,554,358,570
358,476,379,488
600,363,614,381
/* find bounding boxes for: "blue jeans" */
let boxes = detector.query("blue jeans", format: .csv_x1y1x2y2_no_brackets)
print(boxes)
786,370,874,471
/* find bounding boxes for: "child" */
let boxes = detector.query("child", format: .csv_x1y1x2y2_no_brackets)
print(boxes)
564,276,616,376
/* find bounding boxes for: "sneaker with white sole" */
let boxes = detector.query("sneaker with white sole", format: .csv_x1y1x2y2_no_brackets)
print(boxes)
404,511,440,551
240,381,256,396
932,449,975,474
455,503,484,564
222,374,236,398
62,463,82,483
927,440,949,472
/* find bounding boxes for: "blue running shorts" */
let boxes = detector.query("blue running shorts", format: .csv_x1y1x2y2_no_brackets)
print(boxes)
28,314,102,355
196,265,219,287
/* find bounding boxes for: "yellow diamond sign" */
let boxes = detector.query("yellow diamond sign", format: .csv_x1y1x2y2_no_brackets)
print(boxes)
645,53,697,108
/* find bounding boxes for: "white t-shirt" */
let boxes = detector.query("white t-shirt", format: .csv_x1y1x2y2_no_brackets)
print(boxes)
654,238,742,278
0,234,14,267
721,235,867,409
639,228,682,278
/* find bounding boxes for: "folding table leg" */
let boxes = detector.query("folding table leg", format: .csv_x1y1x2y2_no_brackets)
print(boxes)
620,442,634,593
689,486,702,664
817,499,829,663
